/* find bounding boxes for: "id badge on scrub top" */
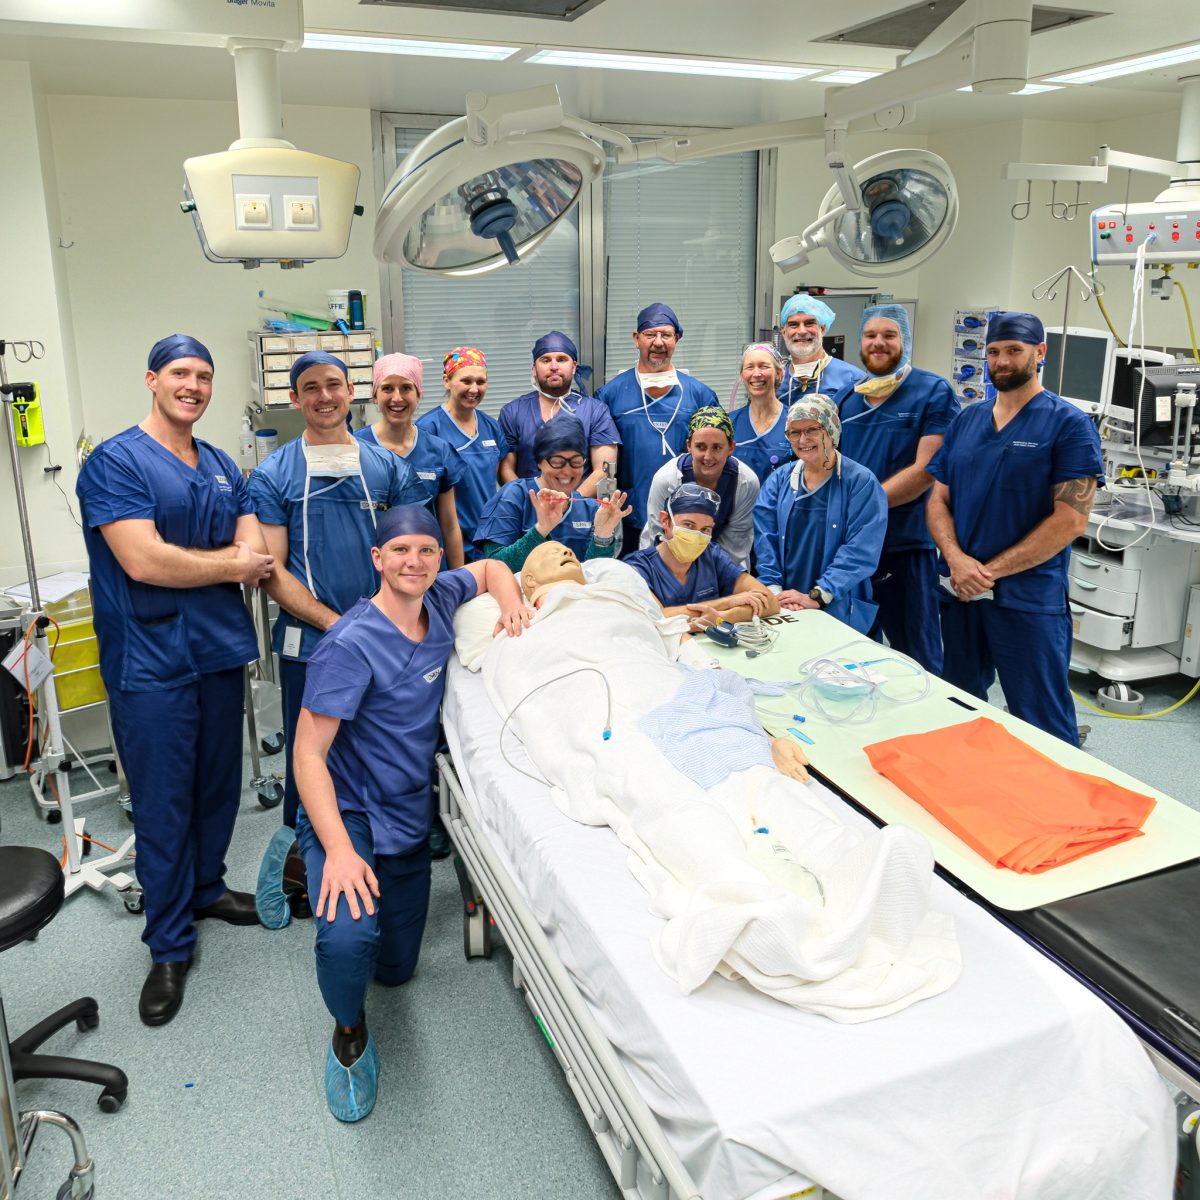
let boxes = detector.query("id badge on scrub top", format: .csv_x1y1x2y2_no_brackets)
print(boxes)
282,625,302,658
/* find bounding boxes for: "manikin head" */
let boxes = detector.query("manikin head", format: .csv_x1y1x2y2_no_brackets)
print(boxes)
522,541,586,607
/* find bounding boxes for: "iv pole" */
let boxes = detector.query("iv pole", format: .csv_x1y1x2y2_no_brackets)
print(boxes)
1031,264,1100,397
0,339,135,900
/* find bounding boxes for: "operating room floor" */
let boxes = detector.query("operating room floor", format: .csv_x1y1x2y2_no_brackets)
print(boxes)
1,670,1197,1200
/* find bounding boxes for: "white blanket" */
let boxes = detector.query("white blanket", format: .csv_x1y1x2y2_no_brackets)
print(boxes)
480,576,962,1021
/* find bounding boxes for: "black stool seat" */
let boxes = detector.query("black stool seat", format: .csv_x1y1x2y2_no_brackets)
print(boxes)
0,846,65,950
0,843,128,1111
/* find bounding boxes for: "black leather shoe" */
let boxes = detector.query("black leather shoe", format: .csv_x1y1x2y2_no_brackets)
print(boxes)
139,959,191,1026
194,889,261,926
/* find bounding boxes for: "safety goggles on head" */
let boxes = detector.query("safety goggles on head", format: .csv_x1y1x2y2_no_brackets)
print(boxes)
546,454,586,470
667,484,720,521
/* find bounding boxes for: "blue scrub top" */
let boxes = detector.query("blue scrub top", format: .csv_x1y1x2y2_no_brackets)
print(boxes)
625,542,744,608
355,424,463,512
927,389,1103,613
778,355,867,406
301,570,478,856
474,477,599,560
248,437,421,662
416,406,510,558
753,455,887,634
76,427,259,692
497,392,621,480
731,404,790,484
596,369,717,526
838,367,960,552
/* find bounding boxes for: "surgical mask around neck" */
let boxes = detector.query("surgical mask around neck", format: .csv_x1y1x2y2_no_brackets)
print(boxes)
667,524,711,564
791,356,824,378
303,438,362,477
854,364,909,400
531,367,577,404
637,368,680,390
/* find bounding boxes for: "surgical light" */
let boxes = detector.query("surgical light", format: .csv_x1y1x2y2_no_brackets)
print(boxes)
525,47,819,81
302,31,519,60
770,149,958,278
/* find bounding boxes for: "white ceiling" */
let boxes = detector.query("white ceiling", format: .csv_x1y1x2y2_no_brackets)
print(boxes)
0,0,1192,132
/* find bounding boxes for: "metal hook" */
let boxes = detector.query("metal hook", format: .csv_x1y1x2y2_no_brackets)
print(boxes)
1064,181,1089,221
1010,179,1032,221
1047,181,1070,221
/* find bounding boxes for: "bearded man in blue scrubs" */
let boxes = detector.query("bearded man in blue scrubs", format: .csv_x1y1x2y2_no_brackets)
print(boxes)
838,304,960,673
284,505,529,1122
776,293,867,406
596,303,717,554
77,334,275,1026
926,312,1102,745
249,352,423,835
497,331,620,496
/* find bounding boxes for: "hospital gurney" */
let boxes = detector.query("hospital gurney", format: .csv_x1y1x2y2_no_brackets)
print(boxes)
438,652,1175,1200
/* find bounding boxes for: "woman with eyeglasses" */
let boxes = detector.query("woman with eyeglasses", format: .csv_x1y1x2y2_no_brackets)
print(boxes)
625,482,778,632
474,414,630,570
752,395,887,631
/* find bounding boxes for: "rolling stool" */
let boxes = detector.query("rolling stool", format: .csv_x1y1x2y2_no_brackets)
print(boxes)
0,847,127,1112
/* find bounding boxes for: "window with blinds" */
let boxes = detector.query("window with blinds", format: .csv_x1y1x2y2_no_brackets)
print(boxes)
383,123,583,417
601,151,758,403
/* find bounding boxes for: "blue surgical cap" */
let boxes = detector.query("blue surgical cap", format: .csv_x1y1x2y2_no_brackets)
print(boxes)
666,481,720,520
290,350,349,392
780,293,836,331
532,331,578,361
986,311,1046,346
860,303,912,374
636,303,682,339
373,503,443,549
533,413,588,463
147,334,213,372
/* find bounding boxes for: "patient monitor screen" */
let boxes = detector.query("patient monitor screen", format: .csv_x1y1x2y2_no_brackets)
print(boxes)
1042,331,1111,413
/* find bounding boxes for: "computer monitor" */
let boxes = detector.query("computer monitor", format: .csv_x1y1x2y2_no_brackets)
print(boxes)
1042,326,1115,415
1116,353,1196,446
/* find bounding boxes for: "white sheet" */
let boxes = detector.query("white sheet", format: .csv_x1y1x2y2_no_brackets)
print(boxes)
444,661,1175,1200
480,578,962,1022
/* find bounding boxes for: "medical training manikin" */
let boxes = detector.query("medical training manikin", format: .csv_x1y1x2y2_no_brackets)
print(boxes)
476,543,962,1023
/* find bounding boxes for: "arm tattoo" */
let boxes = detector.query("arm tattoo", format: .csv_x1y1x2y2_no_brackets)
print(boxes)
1052,477,1097,517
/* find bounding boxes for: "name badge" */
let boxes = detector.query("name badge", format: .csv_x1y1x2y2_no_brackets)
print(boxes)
360,500,391,511
423,666,443,684
482,439,497,447
572,520,591,530
651,420,669,431
282,626,302,658
417,470,437,481
213,473,232,492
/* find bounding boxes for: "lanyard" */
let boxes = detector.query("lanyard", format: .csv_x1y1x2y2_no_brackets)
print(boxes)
301,471,377,597
637,379,683,456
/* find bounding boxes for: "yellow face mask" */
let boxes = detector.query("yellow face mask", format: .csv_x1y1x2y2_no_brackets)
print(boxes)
668,524,712,564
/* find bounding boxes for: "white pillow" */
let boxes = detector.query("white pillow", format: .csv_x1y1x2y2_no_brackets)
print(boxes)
453,592,502,671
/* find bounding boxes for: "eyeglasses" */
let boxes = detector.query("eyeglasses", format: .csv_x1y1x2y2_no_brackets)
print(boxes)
546,455,586,470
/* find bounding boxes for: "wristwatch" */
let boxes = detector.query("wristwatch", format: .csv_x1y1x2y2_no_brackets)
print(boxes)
808,586,831,609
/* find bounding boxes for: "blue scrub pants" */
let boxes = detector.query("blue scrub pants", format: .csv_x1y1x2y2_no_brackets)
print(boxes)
870,548,944,675
939,599,1080,746
108,667,244,962
296,809,432,1027
279,657,307,829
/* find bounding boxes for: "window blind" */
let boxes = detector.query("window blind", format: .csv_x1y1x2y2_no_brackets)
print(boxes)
602,151,757,405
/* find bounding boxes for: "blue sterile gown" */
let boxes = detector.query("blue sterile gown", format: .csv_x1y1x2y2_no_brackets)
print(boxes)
624,541,745,608
248,437,421,827
416,406,510,559
76,428,259,962
927,388,1103,744
295,570,478,1025
596,368,717,542
778,355,867,406
473,477,601,561
838,367,961,672
753,455,888,634
731,404,791,483
497,392,621,479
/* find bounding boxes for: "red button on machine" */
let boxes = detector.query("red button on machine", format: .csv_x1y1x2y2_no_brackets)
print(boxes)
1109,220,1117,228
1173,233,1181,241
1126,234,1135,242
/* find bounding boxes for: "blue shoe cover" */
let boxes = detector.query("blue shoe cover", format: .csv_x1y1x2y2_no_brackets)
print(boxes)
325,1033,379,1122
255,825,298,930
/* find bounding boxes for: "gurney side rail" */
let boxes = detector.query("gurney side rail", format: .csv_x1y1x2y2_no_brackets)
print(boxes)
437,751,703,1200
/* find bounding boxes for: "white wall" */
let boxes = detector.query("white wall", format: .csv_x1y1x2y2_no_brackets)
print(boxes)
0,61,88,588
